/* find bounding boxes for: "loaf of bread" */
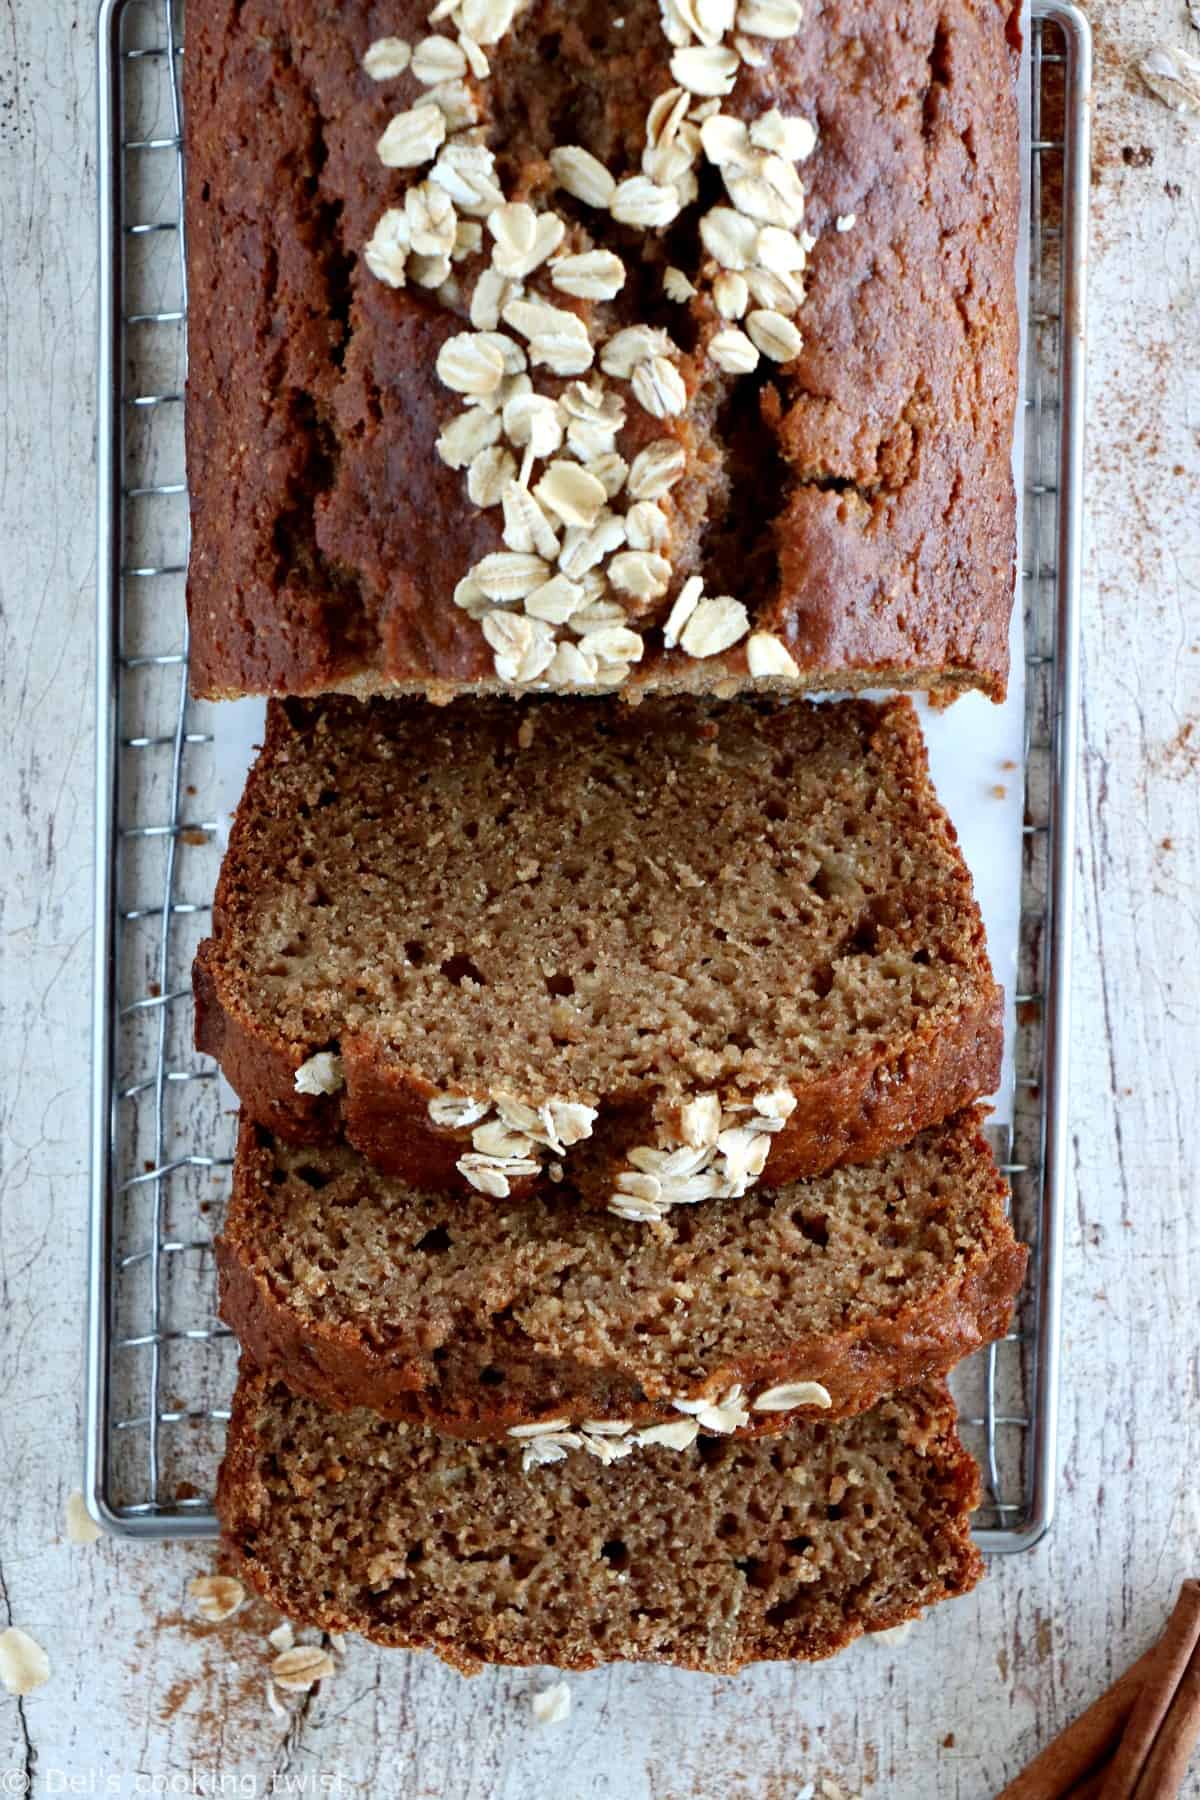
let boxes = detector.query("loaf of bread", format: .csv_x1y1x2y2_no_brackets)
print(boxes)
184,0,1019,703
219,1366,983,1671
194,695,1002,1196
219,1110,1026,1434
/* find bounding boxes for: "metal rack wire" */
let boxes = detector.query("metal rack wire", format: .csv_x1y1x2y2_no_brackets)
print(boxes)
87,0,1090,1545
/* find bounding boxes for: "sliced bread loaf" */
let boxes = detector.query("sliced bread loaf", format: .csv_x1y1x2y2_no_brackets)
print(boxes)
219,1368,983,1673
218,1110,1025,1436
195,695,1001,1195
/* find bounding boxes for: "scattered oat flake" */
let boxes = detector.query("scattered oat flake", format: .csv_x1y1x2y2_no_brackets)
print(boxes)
188,1574,246,1623
531,1679,571,1723
0,1627,50,1696
363,37,412,81
1139,43,1200,114
267,1622,295,1652
836,212,857,232
272,1645,336,1691
66,1489,101,1544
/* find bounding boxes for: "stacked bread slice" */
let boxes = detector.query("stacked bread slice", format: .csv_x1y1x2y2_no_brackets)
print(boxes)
198,694,1025,1671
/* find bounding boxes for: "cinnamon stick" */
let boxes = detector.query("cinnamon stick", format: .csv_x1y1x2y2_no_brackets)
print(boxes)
1064,1769,1111,1800
1129,1635,1200,1798
996,1647,1157,1800
1100,1582,1200,1799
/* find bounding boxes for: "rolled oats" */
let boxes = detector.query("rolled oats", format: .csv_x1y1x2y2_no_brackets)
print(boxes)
610,175,683,230
736,0,803,35
364,208,411,288
699,204,760,270
713,270,750,319
550,145,618,209
523,573,584,624
489,203,566,278
662,574,704,648
746,308,804,361
608,550,671,601
680,594,750,657
272,1646,335,1692
534,462,608,530
753,1380,833,1411
414,78,479,131
411,34,469,85
680,1091,722,1148
502,482,561,559
377,105,447,169
670,45,740,96
406,180,458,257
437,408,502,475
428,1092,490,1128
625,501,670,550
467,444,517,508
550,249,627,300
531,1680,572,1724
188,1574,245,1622
699,112,751,165
747,630,800,676
547,639,601,685
627,439,686,500
558,513,628,578
473,550,551,601
503,390,564,457
458,30,490,78
529,332,596,377
708,327,759,374
363,37,413,81
750,108,817,160
431,142,506,215
294,1051,344,1096
663,265,699,302
581,624,646,667
673,1384,751,1432
436,332,508,396
0,1628,49,1697
632,356,688,419
637,1417,701,1450
458,0,519,46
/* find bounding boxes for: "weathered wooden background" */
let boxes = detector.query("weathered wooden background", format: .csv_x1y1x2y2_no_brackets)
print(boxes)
1,0,1198,1794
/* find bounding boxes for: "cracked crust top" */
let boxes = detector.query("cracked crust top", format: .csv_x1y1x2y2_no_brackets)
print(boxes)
184,0,1020,702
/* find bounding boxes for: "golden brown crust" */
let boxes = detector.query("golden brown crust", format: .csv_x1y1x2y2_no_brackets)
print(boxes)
216,1111,1026,1432
217,1366,985,1672
194,693,1003,1191
184,0,1020,703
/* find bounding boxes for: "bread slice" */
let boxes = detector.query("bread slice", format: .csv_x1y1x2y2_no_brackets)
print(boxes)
219,1367,983,1673
195,695,1001,1194
218,1110,1025,1436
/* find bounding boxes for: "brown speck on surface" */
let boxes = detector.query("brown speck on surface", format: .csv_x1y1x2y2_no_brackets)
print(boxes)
1121,143,1154,166
942,1733,956,1749
147,980,161,997
990,783,1007,799
181,828,210,846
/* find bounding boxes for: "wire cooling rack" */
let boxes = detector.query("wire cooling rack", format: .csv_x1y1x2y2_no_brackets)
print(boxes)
87,0,1091,1545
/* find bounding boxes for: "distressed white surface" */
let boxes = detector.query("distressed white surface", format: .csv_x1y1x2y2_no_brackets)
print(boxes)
1,1,1199,1796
